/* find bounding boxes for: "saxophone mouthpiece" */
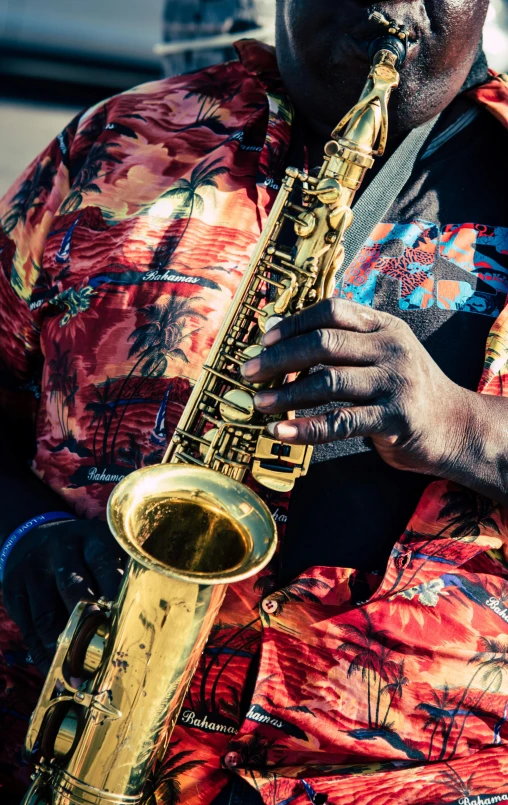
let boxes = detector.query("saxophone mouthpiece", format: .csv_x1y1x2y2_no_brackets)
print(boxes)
368,12,411,69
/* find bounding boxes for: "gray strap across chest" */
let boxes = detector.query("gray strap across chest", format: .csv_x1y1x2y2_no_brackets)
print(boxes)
301,115,440,463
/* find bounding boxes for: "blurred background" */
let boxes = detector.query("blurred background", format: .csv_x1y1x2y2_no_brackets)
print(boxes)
1,0,507,196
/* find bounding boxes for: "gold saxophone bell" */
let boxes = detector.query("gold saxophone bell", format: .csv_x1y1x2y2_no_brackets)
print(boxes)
108,463,277,584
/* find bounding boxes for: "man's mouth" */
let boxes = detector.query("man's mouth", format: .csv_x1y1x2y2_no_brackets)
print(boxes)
345,13,420,64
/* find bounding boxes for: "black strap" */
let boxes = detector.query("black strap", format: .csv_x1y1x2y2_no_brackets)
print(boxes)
304,115,440,463
338,115,440,283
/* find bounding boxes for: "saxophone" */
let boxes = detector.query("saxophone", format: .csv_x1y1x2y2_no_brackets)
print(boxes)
22,14,409,805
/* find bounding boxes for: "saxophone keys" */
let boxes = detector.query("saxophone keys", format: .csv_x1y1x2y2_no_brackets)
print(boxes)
220,389,255,423
199,428,218,459
294,210,316,239
313,177,342,205
274,278,297,315
328,205,354,235
241,344,264,389
242,344,263,360
258,302,285,334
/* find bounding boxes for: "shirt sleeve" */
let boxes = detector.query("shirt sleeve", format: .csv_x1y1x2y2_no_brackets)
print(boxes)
0,110,89,439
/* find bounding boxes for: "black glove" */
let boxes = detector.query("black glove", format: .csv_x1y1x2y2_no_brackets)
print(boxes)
2,518,126,675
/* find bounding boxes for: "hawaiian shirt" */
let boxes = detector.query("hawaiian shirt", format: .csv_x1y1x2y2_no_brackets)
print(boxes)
1,39,508,805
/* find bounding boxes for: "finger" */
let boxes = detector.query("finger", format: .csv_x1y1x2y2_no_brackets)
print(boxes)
242,328,380,383
52,542,98,614
82,531,125,601
266,405,386,445
3,581,49,675
262,297,389,347
25,563,68,662
254,367,388,413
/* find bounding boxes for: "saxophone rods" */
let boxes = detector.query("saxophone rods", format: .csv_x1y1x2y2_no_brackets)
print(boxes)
22,14,409,805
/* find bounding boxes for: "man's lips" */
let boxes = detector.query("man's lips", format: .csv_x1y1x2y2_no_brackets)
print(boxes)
350,17,418,46
345,5,419,51
344,17,420,65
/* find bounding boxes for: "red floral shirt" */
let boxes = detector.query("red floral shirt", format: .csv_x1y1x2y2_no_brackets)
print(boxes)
1,40,508,805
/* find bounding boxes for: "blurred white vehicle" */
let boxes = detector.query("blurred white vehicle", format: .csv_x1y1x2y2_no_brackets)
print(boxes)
485,0,508,72
0,0,164,88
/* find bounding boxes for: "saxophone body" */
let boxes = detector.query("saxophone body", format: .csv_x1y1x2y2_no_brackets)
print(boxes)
22,16,409,805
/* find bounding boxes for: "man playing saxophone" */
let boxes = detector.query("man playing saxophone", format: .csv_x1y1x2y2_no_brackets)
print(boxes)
1,0,508,803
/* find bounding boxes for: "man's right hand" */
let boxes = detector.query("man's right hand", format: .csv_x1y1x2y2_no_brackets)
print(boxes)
2,519,126,675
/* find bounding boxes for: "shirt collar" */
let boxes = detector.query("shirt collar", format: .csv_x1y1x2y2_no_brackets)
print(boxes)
234,39,287,96
468,71,508,130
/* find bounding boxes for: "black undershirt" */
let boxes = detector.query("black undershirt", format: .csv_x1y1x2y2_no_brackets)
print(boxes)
280,97,508,584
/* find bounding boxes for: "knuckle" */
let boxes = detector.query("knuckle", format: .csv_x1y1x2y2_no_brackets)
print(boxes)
291,310,306,338
268,341,288,369
307,416,328,443
330,407,359,440
283,381,297,409
389,315,410,339
327,297,341,325
383,328,411,362
313,328,334,357
320,368,341,397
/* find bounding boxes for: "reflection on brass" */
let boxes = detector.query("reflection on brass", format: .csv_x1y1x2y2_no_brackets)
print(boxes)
142,500,248,574
53,709,79,760
22,12,407,804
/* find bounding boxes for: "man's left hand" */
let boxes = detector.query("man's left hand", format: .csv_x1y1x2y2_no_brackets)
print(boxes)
242,298,471,478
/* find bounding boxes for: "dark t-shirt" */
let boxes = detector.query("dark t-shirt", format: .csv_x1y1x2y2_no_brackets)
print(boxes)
280,98,508,583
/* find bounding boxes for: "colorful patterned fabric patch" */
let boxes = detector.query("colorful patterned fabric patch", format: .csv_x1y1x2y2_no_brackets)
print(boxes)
339,220,508,317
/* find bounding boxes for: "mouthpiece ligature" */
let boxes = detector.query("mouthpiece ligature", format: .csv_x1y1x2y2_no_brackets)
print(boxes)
368,11,412,68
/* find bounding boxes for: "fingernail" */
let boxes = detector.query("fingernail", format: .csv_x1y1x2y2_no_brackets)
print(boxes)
267,422,298,440
241,358,261,378
254,392,277,409
262,329,281,347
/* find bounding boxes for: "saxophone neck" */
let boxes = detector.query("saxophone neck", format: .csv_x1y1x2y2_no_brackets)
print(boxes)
329,49,401,158
329,13,411,157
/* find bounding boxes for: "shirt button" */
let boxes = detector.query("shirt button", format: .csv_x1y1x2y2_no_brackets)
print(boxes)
223,751,240,770
262,598,278,614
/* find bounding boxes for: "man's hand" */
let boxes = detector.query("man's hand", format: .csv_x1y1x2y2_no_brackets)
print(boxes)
242,298,471,477
2,519,125,675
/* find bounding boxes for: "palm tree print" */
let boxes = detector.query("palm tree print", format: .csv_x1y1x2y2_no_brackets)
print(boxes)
107,292,206,465
117,432,143,469
155,158,228,253
435,637,508,761
437,489,501,540
338,611,417,758
432,765,482,803
47,343,79,442
146,741,205,805
181,79,236,133
338,610,390,730
1,160,56,233
448,637,508,758
416,685,456,761
85,377,115,466
378,657,408,729
60,141,122,214
192,617,260,720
